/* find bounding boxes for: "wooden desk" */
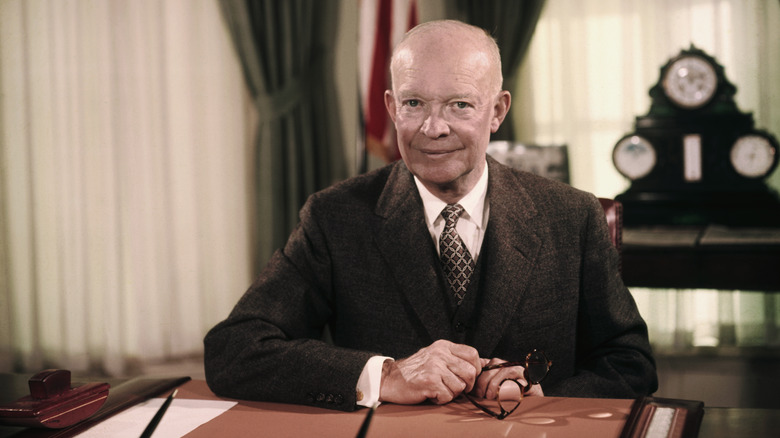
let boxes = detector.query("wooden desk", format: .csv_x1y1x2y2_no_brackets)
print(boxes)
622,226,780,291
4,378,780,437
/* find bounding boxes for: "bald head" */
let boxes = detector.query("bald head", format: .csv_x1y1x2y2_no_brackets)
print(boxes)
390,20,504,96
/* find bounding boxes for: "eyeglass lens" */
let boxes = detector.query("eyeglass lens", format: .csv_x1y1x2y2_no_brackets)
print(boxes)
524,350,551,384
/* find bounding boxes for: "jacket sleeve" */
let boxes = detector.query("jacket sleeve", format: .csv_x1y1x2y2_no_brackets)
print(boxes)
545,195,658,398
203,197,375,412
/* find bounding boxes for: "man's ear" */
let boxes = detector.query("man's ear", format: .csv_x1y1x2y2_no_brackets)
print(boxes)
490,91,511,133
384,90,397,123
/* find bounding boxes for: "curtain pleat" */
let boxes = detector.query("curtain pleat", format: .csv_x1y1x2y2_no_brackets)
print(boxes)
219,0,345,272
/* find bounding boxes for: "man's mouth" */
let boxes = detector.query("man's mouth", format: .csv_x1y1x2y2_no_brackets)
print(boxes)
417,146,460,155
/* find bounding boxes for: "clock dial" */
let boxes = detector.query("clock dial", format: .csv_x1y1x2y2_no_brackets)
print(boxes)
729,134,778,178
613,135,656,180
662,55,718,109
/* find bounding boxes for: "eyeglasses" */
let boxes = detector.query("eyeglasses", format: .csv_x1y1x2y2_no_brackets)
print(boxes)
462,350,551,420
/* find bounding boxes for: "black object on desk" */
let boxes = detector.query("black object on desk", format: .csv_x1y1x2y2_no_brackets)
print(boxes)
621,396,705,438
355,403,378,438
139,389,177,438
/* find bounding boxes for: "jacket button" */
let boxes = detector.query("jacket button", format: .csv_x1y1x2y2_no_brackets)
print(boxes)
454,322,465,332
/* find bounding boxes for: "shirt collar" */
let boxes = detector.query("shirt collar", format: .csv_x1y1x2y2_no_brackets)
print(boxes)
414,161,489,229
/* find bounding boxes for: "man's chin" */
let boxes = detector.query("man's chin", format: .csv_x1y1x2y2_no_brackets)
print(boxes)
411,167,467,189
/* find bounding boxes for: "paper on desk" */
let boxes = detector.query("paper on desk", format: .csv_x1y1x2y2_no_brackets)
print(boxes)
75,397,237,438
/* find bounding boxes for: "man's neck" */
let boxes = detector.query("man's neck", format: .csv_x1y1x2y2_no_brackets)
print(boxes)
420,165,487,205
414,161,489,206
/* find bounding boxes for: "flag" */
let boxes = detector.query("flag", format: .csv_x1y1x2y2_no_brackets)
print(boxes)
359,0,418,164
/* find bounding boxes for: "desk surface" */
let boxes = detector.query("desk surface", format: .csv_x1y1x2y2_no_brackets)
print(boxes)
3,378,780,437
178,380,633,438
178,380,780,438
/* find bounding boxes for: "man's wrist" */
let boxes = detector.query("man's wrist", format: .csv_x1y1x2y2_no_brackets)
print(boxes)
356,356,393,407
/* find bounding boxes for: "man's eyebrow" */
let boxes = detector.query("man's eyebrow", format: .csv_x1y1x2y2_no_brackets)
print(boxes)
395,91,478,101
448,94,477,101
394,90,425,100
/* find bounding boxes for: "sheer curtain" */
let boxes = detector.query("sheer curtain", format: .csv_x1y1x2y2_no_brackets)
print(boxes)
0,0,252,375
515,0,780,352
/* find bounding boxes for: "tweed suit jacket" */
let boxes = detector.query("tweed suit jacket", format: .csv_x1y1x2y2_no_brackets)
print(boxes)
204,156,657,411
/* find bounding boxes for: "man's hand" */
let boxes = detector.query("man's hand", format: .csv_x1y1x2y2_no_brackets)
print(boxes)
378,340,481,405
472,358,545,400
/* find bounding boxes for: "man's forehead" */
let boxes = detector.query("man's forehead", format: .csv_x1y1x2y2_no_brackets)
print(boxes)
393,51,493,93
392,37,497,88
394,70,483,98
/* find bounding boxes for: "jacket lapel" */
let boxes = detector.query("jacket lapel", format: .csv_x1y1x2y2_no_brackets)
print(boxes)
470,159,542,356
373,162,452,343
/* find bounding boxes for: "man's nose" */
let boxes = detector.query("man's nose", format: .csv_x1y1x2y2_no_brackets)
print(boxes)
421,111,450,138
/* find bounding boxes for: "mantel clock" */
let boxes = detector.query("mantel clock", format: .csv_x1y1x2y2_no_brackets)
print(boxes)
613,46,780,226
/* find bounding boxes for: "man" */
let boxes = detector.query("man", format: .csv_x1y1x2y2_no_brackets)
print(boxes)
204,20,657,412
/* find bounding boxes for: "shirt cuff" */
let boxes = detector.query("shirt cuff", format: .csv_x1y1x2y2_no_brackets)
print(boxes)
356,355,393,408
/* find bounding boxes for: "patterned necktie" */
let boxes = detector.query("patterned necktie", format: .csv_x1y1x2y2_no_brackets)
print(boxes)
439,204,475,305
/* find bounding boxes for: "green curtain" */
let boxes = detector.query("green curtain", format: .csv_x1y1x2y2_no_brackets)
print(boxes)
453,0,546,141
219,0,346,272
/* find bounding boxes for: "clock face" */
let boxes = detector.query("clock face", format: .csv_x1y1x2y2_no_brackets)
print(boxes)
613,135,656,180
729,134,778,178
662,55,718,109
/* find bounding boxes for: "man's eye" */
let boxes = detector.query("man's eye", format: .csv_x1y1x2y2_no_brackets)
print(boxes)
455,102,469,109
406,100,420,107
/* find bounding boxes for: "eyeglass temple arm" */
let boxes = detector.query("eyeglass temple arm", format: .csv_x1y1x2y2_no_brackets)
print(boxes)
480,361,525,372
480,359,552,391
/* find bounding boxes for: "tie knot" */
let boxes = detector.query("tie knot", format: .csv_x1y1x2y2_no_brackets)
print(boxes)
441,204,465,226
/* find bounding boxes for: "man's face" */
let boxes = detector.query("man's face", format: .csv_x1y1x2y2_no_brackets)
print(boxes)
384,32,509,198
